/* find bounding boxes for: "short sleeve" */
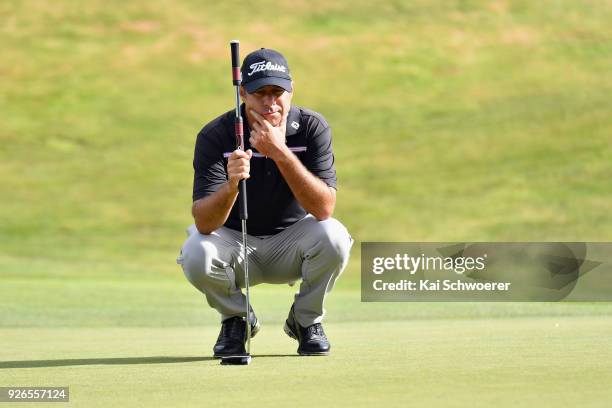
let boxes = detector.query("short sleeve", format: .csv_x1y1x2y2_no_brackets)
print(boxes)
192,128,227,201
305,125,337,189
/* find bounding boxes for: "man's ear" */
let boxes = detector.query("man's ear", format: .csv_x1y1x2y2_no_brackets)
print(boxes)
239,86,246,100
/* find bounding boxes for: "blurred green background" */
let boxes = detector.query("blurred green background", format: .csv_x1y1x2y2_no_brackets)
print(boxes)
1,1,611,407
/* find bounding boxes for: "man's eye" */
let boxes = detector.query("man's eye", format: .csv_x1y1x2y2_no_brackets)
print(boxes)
253,90,283,98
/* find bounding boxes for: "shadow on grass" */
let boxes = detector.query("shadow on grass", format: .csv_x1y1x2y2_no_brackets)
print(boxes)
0,356,214,369
0,354,299,369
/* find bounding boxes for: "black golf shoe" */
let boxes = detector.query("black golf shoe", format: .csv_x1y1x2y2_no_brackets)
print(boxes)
213,316,260,358
284,306,330,356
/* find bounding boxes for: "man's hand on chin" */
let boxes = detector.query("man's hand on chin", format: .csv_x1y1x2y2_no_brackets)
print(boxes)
248,109,290,160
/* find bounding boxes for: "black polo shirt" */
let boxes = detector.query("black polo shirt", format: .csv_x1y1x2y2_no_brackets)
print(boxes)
192,104,337,236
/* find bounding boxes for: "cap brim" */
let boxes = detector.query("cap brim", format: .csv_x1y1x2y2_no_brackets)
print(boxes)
244,77,292,93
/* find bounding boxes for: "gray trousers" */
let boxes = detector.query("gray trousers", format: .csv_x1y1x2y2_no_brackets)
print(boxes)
178,215,353,327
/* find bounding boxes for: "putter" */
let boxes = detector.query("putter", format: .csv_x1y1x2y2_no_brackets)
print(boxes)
221,40,252,366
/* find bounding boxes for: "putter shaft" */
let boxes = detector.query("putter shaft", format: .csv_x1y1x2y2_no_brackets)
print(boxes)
231,40,252,359
242,219,251,355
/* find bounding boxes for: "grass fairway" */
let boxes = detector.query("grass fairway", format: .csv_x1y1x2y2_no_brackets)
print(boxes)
2,281,612,406
1,0,612,406
2,313,612,407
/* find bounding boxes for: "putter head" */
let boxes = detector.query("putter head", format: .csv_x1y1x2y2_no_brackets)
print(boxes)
220,354,252,365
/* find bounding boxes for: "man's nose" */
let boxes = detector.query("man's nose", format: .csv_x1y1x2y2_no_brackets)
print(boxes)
262,94,277,107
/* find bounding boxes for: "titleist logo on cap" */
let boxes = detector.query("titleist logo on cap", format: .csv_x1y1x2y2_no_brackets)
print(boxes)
247,60,287,76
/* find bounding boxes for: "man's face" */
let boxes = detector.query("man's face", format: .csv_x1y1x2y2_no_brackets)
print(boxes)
240,84,293,128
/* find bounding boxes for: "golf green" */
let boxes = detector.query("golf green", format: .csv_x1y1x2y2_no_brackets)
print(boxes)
3,312,611,407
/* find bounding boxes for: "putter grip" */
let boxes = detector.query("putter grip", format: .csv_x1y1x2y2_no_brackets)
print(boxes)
239,179,248,220
230,41,241,85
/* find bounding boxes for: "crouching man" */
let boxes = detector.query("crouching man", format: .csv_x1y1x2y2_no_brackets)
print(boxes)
179,48,352,356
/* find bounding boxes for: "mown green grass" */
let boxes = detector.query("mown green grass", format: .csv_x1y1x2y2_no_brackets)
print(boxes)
1,1,612,406
2,317,612,407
